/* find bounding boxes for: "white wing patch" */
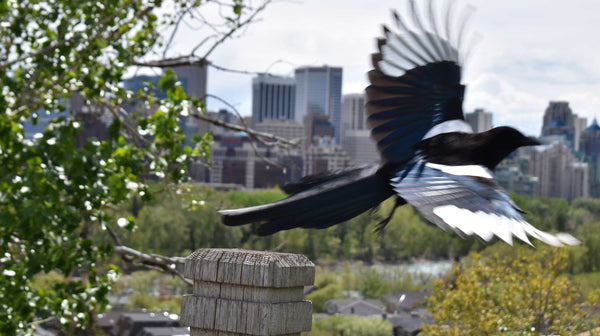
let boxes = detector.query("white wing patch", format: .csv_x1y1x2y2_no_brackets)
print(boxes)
422,120,473,139
425,162,493,179
433,205,581,246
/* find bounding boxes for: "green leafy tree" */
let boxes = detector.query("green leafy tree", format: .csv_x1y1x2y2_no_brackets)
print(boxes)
310,315,393,336
0,0,272,333
360,267,388,299
423,247,598,335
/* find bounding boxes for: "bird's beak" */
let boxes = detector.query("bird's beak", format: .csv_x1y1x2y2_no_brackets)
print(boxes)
523,136,541,146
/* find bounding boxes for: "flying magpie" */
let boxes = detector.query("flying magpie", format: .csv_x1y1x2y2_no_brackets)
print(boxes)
220,0,579,247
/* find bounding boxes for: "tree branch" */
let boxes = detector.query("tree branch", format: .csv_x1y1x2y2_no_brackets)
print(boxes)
201,0,272,60
190,107,300,148
113,245,192,286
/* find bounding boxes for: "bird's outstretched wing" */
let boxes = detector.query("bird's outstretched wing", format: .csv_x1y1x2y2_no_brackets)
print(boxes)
391,161,580,246
366,0,475,163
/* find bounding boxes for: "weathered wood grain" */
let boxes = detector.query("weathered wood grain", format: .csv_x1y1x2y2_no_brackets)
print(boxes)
183,249,314,288
180,249,314,336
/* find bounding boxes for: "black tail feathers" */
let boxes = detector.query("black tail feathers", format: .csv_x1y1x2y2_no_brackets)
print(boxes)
219,165,395,236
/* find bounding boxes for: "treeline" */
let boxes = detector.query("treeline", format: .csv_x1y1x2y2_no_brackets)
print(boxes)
98,184,600,272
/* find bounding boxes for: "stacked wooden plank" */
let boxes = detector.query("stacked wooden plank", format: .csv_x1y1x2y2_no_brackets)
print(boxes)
180,249,315,336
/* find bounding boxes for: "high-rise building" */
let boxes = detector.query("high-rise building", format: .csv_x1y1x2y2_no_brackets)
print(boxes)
465,108,493,133
208,133,287,189
529,140,589,200
303,112,334,149
254,119,304,143
541,101,587,151
294,66,343,144
171,64,208,100
494,161,539,197
251,75,295,127
580,119,600,159
303,144,351,176
579,119,600,197
341,93,379,165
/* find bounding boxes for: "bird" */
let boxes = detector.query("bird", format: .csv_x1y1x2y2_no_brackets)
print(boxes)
219,0,579,247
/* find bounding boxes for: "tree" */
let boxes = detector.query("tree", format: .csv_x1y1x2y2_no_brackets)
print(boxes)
0,0,273,333
423,247,599,335
310,315,393,336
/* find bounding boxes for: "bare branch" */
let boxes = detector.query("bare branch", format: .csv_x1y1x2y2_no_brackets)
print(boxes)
190,35,220,56
201,0,272,60
162,7,188,58
25,316,57,328
105,224,123,247
200,93,297,168
132,55,209,68
200,94,300,148
113,245,192,286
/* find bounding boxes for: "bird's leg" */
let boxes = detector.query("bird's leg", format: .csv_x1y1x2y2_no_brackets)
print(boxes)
374,195,406,233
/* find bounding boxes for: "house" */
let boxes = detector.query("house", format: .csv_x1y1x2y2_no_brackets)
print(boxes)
97,311,181,336
325,298,387,316
384,291,429,313
138,326,190,336
386,309,433,336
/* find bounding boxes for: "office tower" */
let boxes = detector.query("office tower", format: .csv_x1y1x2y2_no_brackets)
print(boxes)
529,140,589,200
294,66,343,144
208,133,287,189
494,163,539,197
341,93,379,165
304,112,335,149
171,64,208,100
580,119,600,159
251,75,295,127
465,108,492,133
541,101,587,151
254,119,304,142
580,119,600,197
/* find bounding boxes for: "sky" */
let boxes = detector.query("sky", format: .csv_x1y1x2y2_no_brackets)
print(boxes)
172,0,600,137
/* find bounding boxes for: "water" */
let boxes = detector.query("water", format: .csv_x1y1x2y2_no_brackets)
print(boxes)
342,259,453,282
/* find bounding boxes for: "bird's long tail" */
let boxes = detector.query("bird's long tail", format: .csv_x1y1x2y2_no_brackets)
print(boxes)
219,165,395,236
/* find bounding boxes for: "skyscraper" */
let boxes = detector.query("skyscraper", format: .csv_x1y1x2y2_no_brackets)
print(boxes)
251,75,295,127
529,140,589,200
579,119,600,197
171,64,208,100
541,101,587,150
465,108,493,133
294,66,343,144
341,93,379,165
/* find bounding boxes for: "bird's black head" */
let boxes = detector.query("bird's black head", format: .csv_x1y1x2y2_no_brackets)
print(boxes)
479,126,540,169
488,126,540,147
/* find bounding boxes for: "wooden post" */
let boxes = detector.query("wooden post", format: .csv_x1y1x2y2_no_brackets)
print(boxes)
180,248,315,336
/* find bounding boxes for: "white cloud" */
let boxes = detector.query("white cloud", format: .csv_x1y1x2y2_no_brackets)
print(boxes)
172,0,600,135
465,73,547,135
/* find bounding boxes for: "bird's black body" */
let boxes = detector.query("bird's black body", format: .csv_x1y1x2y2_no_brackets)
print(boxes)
415,128,540,170
220,0,579,246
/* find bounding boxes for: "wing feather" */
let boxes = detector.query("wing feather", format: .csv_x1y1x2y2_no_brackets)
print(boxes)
391,162,580,246
367,0,471,163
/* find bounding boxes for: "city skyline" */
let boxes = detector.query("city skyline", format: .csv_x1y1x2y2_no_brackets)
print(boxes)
169,0,600,137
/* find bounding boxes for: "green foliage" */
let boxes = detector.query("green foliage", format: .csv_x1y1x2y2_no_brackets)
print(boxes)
573,272,600,299
29,270,65,293
307,266,344,313
0,0,267,333
360,267,389,299
424,247,598,335
226,188,286,207
310,315,393,336
308,284,343,313
307,263,429,313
